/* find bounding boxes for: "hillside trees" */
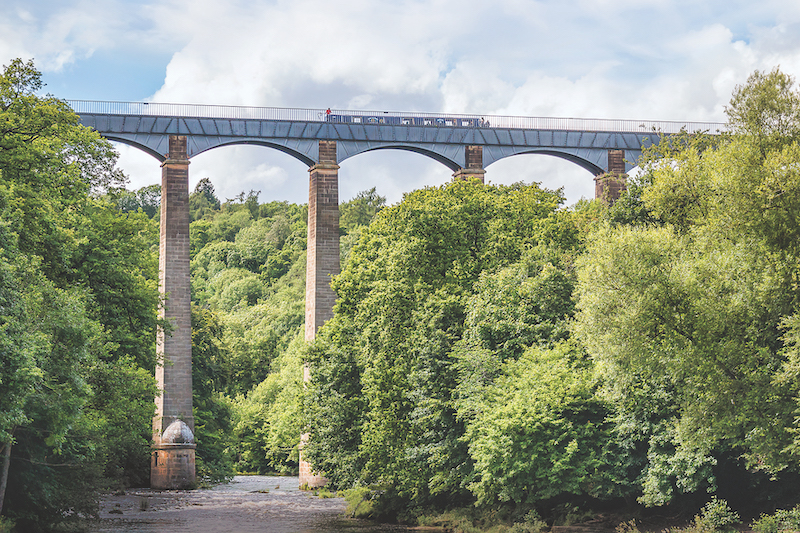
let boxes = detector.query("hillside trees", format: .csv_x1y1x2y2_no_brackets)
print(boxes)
575,68,800,506
304,180,611,515
187,183,390,476
0,59,160,529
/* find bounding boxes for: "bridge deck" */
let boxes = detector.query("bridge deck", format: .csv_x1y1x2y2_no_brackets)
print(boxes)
68,100,726,173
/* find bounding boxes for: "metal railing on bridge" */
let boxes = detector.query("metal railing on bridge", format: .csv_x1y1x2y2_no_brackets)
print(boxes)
66,99,727,135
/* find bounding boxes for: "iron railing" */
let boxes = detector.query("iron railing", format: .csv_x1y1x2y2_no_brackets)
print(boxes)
66,99,727,135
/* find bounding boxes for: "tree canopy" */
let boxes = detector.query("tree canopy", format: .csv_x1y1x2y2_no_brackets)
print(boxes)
0,59,161,530
576,67,800,507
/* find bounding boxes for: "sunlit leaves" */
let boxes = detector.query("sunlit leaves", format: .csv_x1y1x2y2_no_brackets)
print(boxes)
466,343,608,506
305,179,581,509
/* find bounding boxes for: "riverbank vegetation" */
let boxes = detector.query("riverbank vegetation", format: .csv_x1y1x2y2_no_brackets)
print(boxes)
0,59,160,531
3,57,800,532
305,67,800,529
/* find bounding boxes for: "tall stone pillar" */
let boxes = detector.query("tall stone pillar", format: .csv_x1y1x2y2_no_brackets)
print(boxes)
300,140,340,488
594,149,627,203
305,140,341,341
453,145,485,182
151,135,196,490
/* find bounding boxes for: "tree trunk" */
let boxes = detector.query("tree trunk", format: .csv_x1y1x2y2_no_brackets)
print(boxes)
0,440,10,516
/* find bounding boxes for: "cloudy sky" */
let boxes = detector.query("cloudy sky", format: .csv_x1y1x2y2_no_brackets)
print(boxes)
3,0,800,206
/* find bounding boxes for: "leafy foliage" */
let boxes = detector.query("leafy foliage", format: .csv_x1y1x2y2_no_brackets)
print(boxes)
305,179,593,514
575,67,800,506
0,59,159,529
465,342,610,506
752,504,800,533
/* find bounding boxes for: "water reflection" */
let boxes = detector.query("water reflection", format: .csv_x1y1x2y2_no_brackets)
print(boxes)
88,475,409,533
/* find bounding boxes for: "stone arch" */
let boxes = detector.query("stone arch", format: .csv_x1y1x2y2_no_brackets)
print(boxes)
191,139,317,167
103,135,167,162
338,143,461,172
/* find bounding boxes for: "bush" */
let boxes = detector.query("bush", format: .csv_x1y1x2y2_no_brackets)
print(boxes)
615,519,641,533
752,505,800,533
669,498,741,533
343,487,376,518
508,511,548,533
695,497,740,533
0,518,14,533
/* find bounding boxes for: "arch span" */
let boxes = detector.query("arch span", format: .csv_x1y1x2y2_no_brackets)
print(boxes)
486,149,605,176
104,135,166,162
339,143,460,172
193,139,317,167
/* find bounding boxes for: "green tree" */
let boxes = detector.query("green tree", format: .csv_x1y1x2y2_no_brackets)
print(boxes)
305,179,578,513
339,186,386,233
0,58,161,528
2,275,103,530
231,334,305,474
185,192,310,480
465,342,610,506
191,304,236,482
190,177,221,221
726,68,800,154
575,224,794,504
574,67,800,505
111,183,161,219
71,199,161,370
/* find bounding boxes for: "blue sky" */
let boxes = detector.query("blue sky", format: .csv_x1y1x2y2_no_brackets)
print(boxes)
3,0,800,206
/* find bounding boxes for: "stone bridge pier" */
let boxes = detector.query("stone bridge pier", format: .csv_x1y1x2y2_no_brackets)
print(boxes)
453,145,486,182
152,135,196,490
299,140,340,488
594,149,627,202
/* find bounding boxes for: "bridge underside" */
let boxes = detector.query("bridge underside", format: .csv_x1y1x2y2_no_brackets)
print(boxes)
80,113,655,176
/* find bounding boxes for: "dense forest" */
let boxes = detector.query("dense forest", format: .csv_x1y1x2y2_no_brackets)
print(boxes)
3,58,800,533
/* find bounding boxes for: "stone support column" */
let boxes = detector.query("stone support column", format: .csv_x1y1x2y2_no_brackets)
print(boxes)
452,145,485,182
151,135,196,490
594,149,627,203
300,140,340,488
305,140,341,341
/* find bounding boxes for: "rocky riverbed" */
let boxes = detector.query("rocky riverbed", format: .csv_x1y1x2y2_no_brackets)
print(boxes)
87,475,411,533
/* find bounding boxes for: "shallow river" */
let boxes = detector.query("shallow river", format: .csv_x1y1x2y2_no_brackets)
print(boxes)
88,475,412,533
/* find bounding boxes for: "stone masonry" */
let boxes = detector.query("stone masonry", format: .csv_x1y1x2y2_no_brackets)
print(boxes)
594,149,627,203
304,140,341,341
300,140,341,488
452,145,485,182
152,135,196,490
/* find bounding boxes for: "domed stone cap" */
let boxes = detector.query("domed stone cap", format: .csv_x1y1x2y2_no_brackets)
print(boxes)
162,419,195,444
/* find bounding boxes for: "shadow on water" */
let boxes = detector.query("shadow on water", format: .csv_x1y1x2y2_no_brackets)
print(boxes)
87,475,411,533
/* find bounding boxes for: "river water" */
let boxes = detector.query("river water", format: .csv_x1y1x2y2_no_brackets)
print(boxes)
87,475,412,533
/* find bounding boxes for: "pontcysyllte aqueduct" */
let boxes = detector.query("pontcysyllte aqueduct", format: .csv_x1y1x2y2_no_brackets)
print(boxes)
69,100,725,489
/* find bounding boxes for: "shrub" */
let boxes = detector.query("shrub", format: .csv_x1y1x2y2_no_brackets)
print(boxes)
343,487,375,518
615,519,641,533
0,518,14,533
752,505,800,533
695,497,740,533
669,498,741,533
509,511,548,533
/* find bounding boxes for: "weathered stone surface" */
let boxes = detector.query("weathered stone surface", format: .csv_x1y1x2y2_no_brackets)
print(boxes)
161,419,195,445
152,135,196,490
594,149,627,203
300,140,340,488
452,145,485,182
304,141,340,341
151,446,197,490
